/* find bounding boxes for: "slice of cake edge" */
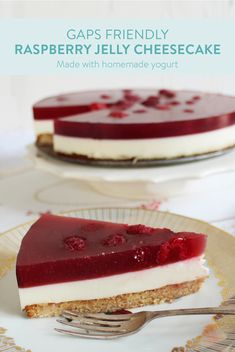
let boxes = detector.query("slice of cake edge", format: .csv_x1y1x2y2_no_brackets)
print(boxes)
16,214,209,318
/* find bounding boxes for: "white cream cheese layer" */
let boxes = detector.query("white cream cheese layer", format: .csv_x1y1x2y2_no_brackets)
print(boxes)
36,119,235,158
19,256,208,309
53,124,235,159
34,120,54,135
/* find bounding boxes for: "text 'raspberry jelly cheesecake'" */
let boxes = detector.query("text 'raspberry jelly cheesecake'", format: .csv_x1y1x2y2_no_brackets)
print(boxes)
16,214,208,318
33,89,235,161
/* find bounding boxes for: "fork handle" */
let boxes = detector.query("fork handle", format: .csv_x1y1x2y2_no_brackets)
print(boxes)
148,307,235,320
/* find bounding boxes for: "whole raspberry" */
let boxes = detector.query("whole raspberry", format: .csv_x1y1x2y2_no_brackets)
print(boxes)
134,248,145,263
155,104,171,110
100,94,111,99
170,101,180,106
109,111,128,118
158,242,170,263
103,234,126,246
90,102,107,111
127,224,154,235
169,237,188,260
159,89,176,98
112,100,133,110
142,96,159,107
157,237,188,263
124,93,140,102
56,95,67,101
183,109,194,113
64,236,86,251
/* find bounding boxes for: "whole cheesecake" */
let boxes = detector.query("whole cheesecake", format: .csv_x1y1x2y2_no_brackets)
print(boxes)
16,214,208,318
33,89,235,161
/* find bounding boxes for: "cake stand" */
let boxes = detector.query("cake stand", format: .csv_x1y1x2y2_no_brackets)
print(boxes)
28,144,235,200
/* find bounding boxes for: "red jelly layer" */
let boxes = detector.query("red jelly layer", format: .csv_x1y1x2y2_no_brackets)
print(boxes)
34,89,235,138
52,90,235,139
16,214,207,288
33,90,123,120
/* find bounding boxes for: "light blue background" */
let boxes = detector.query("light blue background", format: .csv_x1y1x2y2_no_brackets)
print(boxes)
0,19,233,74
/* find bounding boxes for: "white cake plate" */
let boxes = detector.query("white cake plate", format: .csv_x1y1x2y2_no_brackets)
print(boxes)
2,207,235,352
28,144,235,200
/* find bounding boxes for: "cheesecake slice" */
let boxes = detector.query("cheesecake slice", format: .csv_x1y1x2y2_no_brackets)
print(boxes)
16,214,208,318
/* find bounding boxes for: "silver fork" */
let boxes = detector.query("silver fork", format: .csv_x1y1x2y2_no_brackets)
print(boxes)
55,305,235,339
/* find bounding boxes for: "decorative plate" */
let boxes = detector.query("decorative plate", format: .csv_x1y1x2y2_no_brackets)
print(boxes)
0,208,235,352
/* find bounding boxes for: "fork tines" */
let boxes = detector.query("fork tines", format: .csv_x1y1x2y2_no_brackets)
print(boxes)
55,310,131,339
63,310,132,321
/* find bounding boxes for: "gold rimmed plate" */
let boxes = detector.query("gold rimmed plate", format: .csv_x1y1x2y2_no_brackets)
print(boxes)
0,208,235,352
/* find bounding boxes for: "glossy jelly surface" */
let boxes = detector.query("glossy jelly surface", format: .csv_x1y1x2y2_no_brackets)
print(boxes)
16,214,207,288
46,89,235,139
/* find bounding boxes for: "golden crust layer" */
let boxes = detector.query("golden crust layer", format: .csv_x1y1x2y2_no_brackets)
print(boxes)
24,278,205,318
36,134,53,146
